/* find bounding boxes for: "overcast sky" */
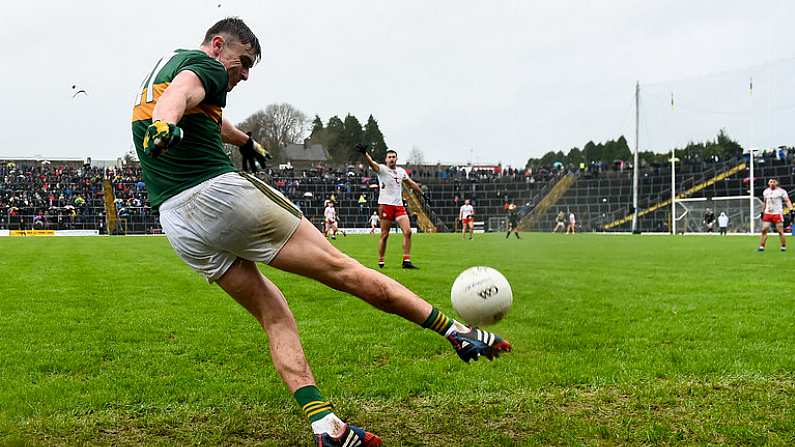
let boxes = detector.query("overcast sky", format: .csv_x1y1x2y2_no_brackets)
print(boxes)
2,1,794,167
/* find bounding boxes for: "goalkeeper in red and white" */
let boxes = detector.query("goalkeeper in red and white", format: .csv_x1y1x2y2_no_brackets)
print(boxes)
758,178,792,252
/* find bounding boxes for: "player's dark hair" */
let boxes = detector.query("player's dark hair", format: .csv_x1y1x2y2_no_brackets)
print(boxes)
386,149,397,156
203,17,261,64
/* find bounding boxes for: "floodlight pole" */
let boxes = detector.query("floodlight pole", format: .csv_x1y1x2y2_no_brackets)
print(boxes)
749,148,755,234
671,150,676,235
632,81,640,233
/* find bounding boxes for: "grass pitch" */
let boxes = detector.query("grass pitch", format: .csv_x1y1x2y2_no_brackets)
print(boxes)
1,232,794,446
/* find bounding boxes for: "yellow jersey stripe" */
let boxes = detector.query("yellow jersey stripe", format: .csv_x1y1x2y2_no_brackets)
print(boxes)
132,82,223,124
186,104,223,124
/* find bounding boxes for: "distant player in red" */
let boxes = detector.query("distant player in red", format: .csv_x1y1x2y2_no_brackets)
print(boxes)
359,145,424,269
459,199,475,240
758,178,792,252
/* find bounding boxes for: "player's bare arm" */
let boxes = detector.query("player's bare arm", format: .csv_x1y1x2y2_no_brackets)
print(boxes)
224,118,270,170
221,118,250,145
362,151,380,172
151,70,206,124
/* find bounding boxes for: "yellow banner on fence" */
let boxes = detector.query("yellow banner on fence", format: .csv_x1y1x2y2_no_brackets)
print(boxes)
9,230,56,237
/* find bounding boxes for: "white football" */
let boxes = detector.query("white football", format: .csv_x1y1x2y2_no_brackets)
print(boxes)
451,266,512,326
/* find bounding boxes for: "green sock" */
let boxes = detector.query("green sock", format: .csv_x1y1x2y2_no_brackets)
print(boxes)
294,385,333,422
421,307,454,335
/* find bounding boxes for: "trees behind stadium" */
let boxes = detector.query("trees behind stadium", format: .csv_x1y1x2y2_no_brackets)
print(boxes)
526,129,744,169
237,103,308,163
236,104,743,170
237,103,389,165
309,114,389,164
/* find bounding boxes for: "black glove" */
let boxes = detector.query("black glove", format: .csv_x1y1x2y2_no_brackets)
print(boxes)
238,132,271,173
354,143,369,154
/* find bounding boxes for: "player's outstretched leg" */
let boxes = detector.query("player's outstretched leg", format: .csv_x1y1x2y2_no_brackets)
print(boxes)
217,259,380,443
377,219,390,268
271,218,511,362
395,215,417,269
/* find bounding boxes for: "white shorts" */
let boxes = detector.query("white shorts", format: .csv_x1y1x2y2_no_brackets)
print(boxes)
159,172,302,283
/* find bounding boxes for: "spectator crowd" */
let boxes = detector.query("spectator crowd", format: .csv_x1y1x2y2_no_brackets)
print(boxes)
4,147,792,233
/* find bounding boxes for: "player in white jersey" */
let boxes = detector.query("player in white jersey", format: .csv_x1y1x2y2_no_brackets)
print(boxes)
758,178,792,252
459,199,475,240
323,202,338,240
369,211,379,235
358,145,424,269
718,212,729,235
567,211,576,234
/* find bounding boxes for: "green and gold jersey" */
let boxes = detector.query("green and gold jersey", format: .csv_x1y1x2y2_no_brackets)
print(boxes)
131,49,235,208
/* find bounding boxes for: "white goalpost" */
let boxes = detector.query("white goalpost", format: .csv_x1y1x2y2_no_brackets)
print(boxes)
673,196,763,234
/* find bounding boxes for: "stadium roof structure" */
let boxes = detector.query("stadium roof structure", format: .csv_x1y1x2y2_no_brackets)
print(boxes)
0,156,86,162
0,157,122,168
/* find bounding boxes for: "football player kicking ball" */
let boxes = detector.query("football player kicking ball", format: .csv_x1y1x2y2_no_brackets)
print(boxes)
132,18,510,447
758,178,792,252
358,144,424,269
459,199,475,240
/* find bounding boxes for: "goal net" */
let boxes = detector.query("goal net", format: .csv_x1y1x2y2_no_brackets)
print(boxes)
673,196,763,234
487,216,508,232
